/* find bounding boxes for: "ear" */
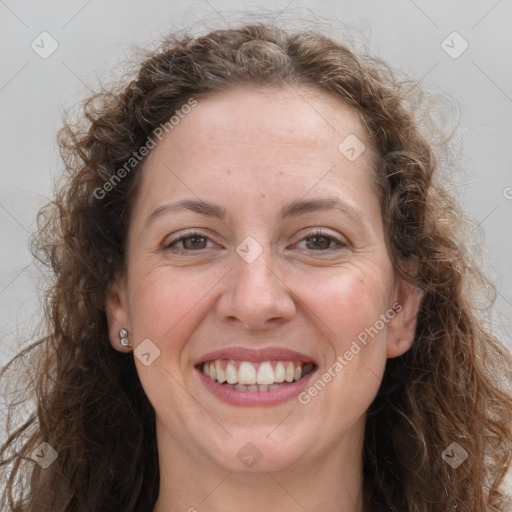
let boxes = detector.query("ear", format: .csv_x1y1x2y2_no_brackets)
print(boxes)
105,275,132,352
386,275,423,358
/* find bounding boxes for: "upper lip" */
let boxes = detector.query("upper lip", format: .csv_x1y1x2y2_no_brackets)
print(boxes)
195,347,317,366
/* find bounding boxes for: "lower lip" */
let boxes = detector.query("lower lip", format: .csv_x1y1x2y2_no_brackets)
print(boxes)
197,367,317,406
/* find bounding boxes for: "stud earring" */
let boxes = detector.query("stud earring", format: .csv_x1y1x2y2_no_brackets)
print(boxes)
119,328,132,348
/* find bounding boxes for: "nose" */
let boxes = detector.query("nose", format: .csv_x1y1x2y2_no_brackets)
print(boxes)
215,244,296,331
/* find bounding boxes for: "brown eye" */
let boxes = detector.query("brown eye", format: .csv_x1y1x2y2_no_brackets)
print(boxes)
304,235,334,250
295,230,347,253
181,235,208,250
164,232,213,252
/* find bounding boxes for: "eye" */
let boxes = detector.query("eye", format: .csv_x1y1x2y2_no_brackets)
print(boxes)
296,229,346,252
163,231,216,252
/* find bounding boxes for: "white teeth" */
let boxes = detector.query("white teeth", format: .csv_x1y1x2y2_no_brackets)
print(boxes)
274,362,285,383
256,361,275,385
226,362,238,384
216,360,226,383
209,362,217,381
285,362,294,382
238,361,257,385
202,359,313,388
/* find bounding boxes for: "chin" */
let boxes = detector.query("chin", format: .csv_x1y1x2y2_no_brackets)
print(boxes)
202,427,313,473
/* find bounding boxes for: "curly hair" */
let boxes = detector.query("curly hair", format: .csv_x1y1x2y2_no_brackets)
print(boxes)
1,22,511,512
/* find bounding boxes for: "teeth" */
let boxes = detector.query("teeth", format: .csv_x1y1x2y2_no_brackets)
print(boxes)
209,362,217,381
256,361,275,385
285,362,294,383
202,359,314,388
238,361,257,385
216,360,226,383
274,362,285,383
226,362,238,384
229,384,273,392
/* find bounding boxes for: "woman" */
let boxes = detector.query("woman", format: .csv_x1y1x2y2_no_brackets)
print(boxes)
1,22,511,512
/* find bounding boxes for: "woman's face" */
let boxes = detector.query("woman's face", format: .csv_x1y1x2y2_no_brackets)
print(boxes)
107,85,419,474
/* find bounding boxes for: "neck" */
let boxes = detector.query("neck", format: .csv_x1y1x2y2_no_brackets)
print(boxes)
152,418,365,512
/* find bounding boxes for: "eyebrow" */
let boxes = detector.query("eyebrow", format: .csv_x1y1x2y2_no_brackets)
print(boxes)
144,197,367,229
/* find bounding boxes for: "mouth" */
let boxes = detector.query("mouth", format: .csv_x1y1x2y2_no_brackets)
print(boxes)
198,359,316,392
194,348,318,406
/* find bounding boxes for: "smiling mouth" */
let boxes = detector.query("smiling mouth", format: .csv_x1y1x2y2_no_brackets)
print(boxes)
198,359,316,392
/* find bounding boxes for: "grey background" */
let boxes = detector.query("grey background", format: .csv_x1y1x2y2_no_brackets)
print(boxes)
0,0,511,497
1,1,511,355
1,1,511,389
4,0,511,359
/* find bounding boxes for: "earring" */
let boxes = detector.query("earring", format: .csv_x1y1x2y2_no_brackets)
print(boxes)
119,328,132,348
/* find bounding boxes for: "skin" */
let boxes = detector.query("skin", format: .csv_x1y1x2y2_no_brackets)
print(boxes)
106,85,421,511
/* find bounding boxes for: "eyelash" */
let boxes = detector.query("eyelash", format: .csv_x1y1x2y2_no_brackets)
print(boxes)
163,229,346,254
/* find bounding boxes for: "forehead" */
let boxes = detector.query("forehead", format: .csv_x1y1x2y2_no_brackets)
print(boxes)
165,85,375,158
137,85,379,210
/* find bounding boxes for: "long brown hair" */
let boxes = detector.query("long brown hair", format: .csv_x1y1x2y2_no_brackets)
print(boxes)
1,22,511,512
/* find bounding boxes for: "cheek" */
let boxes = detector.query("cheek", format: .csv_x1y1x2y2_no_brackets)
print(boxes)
295,268,394,419
127,265,223,361
125,265,224,414
294,262,394,363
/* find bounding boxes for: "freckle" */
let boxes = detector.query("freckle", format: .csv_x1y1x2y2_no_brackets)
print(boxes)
260,193,265,198
226,169,231,175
